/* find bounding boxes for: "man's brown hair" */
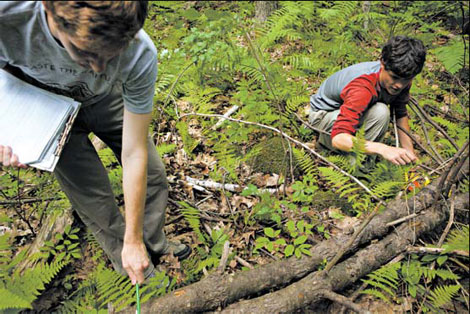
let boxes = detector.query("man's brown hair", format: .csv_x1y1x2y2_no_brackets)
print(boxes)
43,1,148,50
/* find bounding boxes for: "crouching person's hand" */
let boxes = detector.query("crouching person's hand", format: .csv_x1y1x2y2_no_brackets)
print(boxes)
380,145,417,165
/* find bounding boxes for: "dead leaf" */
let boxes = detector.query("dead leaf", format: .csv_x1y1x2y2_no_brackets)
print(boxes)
174,290,186,297
229,259,237,268
265,174,280,187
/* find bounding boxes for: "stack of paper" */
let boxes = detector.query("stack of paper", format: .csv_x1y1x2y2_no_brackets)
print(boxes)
0,70,80,172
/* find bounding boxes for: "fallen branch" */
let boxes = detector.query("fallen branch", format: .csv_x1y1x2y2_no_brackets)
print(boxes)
405,246,469,257
319,289,370,314
325,202,382,272
185,176,282,194
0,196,62,205
221,202,448,312
410,97,459,150
212,105,239,130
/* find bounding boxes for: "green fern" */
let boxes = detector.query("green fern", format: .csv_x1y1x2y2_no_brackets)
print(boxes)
176,120,200,156
178,201,206,243
361,262,401,303
442,226,469,254
285,94,310,115
371,181,404,199
435,38,468,74
293,147,318,177
427,284,460,309
0,259,68,311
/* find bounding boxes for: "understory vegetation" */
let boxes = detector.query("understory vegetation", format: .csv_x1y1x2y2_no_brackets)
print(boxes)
1,1,469,313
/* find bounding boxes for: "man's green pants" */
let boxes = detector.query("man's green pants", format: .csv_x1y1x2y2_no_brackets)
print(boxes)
308,102,391,151
54,85,167,277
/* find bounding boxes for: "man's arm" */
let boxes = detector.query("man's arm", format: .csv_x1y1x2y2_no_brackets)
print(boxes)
396,116,416,156
332,132,417,165
121,108,152,285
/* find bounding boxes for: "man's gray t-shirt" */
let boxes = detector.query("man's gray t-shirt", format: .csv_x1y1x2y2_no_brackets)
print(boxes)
0,1,157,114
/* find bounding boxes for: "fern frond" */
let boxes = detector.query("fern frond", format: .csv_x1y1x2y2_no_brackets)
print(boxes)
428,284,460,309
442,226,469,254
435,38,468,74
361,261,400,303
361,288,391,303
285,95,310,115
293,147,318,177
0,289,32,310
178,201,206,243
371,181,404,199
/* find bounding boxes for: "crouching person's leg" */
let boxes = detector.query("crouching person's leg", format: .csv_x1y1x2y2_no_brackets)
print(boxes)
359,102,390,143
308,109,341,151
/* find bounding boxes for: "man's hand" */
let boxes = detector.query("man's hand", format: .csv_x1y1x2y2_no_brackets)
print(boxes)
0,145,27,168
380,146,417,165
121,241,150,285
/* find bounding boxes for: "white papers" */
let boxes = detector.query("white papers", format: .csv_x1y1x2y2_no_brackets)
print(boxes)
0,70,80,171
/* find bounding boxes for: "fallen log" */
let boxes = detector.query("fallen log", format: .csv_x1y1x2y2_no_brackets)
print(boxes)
120,178,468,313
221,201,448,312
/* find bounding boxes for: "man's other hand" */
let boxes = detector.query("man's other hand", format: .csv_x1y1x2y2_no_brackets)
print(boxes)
0,145,27,168
121,241,150,285
380,146,418,165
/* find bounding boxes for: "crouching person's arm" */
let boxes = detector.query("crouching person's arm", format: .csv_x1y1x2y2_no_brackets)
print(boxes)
332,132,417,165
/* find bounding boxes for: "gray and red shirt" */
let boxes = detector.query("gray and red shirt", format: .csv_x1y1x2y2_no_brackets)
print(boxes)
310,61,410,139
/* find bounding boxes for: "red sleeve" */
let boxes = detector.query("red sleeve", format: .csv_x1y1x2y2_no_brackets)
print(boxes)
331,74,379,139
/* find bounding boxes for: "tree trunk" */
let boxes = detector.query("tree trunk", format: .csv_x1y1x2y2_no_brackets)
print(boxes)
255,1,279,22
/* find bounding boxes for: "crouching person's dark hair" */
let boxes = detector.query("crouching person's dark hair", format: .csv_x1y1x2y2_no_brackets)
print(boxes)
381,36,426,79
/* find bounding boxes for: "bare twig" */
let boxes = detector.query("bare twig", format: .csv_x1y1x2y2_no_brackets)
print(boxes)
319,290,370,314
449,257,470,272
386,213,419,227
324,203,382,273
0,196,62,205
180,113,383,203
408,104,446,164
406,246,468,257
293,112,331,136
410,97,459,150
396,124,443,165
212,105,239,130
235,256,254,269
217,241,231,274
437,188,456,248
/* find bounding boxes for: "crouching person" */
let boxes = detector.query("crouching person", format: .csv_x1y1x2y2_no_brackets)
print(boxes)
309,36,426,166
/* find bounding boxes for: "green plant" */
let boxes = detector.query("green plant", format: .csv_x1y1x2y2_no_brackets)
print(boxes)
362,258,461,312
254,227,286,255
38,225,82,262
284,220,313,258
0,233,68,312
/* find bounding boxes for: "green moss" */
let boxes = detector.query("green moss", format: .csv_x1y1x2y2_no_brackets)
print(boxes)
249,136,291,175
